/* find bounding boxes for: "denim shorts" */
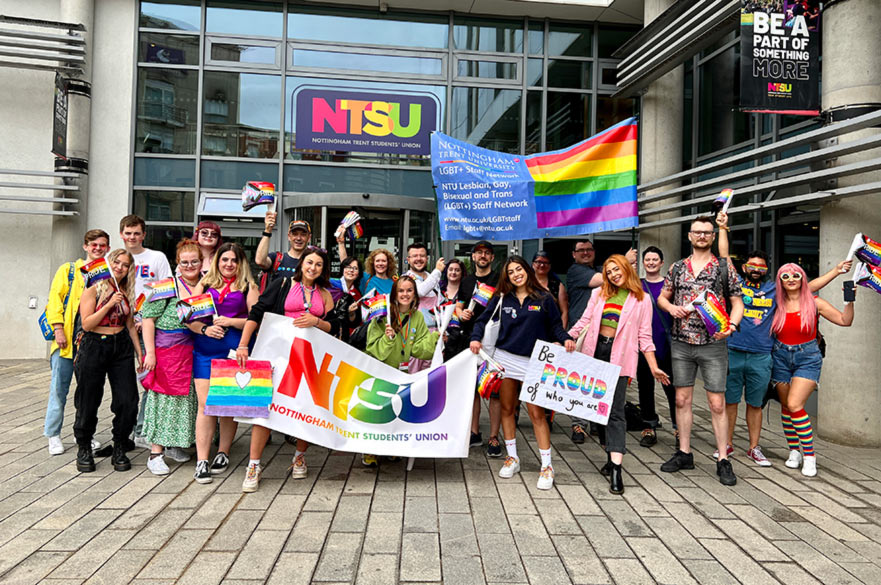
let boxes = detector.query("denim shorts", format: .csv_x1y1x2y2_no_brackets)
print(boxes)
725,349,773,407
671,339,728,393
771,340,822,385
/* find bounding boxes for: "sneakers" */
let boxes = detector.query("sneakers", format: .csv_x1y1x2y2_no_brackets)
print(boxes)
91,438,101,451
660,450,695,473
165,447,191,463
290,454,308,479
210,452,229,475
498,456,521,478
639,429,657,448
76,445,95,473
48,436,64,455
486,436,502,458
194,459,212,484
469,432,483,447
747,445,772,467
801,455,817,477
147,453,170,476
785,450,804,469
571,425,586,444
537,466,555,490
716,459,737,486
133,435,150,450
242,463,262,492
111,443,131,472
361,454,378,468
713,444,734,460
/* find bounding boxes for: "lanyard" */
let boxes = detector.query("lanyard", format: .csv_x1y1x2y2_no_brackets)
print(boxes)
177,276,194,297
399,314,411,355
300,281,314,310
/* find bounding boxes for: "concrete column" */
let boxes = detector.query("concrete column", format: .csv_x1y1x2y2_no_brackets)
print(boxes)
817,0,881,446
50,0,94,268
638,0,684,268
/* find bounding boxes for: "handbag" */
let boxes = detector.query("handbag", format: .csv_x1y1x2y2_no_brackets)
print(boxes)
38,263,75,341
481,295,503,356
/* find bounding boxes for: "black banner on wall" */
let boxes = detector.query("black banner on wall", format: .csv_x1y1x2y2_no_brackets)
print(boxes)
739,1,820,115
52,73,68,159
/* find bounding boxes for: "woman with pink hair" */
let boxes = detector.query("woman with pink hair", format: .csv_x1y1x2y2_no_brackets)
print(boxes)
771,262,854,477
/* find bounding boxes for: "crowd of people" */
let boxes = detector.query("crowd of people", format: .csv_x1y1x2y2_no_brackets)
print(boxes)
42,209,856,495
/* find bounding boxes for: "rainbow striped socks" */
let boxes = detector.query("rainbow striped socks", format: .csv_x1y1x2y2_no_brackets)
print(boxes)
780,408,800,451
790,409,814,456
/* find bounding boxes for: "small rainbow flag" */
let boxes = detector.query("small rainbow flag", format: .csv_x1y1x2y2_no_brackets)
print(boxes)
476,353,504,399
241,181,276,211
713,188,734,214
470,282,496,309
692,291,730,336
364,294,388,323
347,222,365,240
176,293,217,323
145,277,176,301
855,234,881,267
525,117,638,235
79,257,114,288
856,262,881,296
448,313,461,329
134,293,146,313
206,359,274,418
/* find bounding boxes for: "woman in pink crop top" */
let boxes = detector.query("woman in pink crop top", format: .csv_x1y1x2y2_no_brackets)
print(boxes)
771,262,855,477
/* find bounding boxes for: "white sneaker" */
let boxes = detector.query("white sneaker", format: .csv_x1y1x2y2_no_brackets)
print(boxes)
91,439,101,451
48,436,64,455
164,447,191,463
747,446,772,467
242,463,262,493
290,454,308,479
785,450,803,469
801,455,817,477
498,456,521,478
147,454,170,476
133,435,150,450
537,466,555,490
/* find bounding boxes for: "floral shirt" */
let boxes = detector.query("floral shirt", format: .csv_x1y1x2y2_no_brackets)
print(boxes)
662,254,741,346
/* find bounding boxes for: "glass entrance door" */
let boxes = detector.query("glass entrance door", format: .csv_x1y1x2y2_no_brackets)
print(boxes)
326,207,403,275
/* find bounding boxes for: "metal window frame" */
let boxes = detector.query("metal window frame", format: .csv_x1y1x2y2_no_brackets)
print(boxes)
205,36,282,70
453,53,521,85
288,41,447,82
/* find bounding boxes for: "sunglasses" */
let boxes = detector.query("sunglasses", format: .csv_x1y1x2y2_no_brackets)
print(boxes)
744,263,768,273
199,230,219,238
306,245,327,254
780,272,803,281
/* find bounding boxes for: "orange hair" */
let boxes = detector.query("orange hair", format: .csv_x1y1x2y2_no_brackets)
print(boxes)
600,254,644,301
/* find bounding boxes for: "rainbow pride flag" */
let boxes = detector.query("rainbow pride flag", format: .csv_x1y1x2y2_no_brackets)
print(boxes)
855,234,881,267
176,293,217,323
692,291,730,336
525,117,637,235
347,222,365,240
471,282,495,308
856,262,881,295
80,257,113,288
206,359,274,417
242,181,276,211
713,188,734,213
134,293,146,313
145,277,176,301
364,294,388,323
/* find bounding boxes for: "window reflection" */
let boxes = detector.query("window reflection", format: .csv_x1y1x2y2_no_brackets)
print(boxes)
206,0,283,37
140,0,201,31
547,60,591,89
210,43,278,65
526,91,542,155
202,72,281,158
457,59,518,80
451,87,521,154
597,26,639,58
133,190,195,222
548,24,592,57
292,50,443,76
546,92,590,151
453,17,524,53
528,21,544,54
596,96,637,133
136,68,198,154
139,32,200,65
698,46,754,155
201,160,279,189
288,9,449,49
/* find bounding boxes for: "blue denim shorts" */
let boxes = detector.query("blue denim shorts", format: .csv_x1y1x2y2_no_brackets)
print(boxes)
771,340,822,385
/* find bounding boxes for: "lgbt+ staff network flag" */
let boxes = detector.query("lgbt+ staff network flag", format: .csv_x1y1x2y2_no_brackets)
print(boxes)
432,117,638,240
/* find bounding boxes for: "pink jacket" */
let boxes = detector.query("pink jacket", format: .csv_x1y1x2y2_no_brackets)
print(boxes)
567,288,656,378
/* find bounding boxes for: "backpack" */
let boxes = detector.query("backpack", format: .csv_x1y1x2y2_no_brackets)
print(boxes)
38,263,75,341
259,252,283,294
671,256,732,311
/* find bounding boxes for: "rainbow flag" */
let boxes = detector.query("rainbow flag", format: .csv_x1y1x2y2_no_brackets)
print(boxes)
471,282,495,308
856,262,881,295
242,181,276,211
176,293,217,323
692,291,730,336
364,294,388,323
855,234,881,267
134,293,146,313
206,359,274,417
80,257,113,288
347,222,365,240
713,188,734,213
525,117,638,235
145,277,176,301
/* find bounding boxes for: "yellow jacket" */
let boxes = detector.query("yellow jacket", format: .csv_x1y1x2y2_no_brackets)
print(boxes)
46,258,87,359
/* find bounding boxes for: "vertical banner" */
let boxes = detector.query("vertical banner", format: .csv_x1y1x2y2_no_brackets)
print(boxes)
739,1,821,115
52,73,68,159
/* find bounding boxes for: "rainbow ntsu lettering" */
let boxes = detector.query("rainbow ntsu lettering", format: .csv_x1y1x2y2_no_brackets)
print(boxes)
80,257,113,287
526,117,638,234
472,282,495,307
693,291,730,336
206,359,274,418
145,277,176,301
176,293,217,323
855,234,881,267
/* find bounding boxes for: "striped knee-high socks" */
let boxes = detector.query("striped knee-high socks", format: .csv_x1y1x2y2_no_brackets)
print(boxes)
780,408,800,451
790,409,815,456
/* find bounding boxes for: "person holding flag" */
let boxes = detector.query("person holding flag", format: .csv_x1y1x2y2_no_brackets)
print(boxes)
342,247,397,296
72,249,143,473
404,242,445,373
43,229,110,456
187,243,259,484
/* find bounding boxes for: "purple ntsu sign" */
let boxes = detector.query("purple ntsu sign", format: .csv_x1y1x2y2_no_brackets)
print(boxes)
294,87,438,156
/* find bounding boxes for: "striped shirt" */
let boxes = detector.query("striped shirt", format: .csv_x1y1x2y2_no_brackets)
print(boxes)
600,288,629,330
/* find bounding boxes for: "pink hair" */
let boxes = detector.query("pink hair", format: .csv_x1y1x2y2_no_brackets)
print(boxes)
771,263,817,336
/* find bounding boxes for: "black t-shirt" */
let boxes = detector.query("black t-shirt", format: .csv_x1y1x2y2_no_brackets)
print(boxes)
267,252,299,284
457,271,499,335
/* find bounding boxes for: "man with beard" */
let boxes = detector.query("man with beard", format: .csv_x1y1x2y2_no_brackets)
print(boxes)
715,212,850,466
657,216,744,486
404,242,445,372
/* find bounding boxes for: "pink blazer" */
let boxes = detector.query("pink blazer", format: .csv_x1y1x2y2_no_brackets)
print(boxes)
567,288,656,379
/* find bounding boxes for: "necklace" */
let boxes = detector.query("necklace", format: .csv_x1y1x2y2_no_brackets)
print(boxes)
300,282,315,309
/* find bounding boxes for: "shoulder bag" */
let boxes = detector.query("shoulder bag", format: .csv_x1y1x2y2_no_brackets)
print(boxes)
481,295,504,356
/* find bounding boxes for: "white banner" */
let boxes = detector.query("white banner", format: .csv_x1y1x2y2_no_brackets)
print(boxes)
519,341,621,425
237,313,477,458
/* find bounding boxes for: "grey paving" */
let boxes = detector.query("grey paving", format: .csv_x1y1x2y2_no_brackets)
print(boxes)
2,359,881,584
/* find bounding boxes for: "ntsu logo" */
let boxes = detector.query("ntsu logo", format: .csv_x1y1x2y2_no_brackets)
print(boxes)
768,82,792,93
312,99,422,138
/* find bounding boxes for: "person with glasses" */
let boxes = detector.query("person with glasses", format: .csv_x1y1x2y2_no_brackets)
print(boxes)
328,251,364,344
255,211,312,285
532,251,569,328
404,242,445,373
771,262,854,477
656,216,744,486
193,221,222,275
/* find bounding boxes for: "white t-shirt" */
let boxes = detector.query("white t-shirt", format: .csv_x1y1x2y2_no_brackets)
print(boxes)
132,248,172,300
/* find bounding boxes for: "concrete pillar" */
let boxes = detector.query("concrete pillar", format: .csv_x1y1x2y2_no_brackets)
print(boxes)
817,0,881,446
51,0,94,268
638,0,684,268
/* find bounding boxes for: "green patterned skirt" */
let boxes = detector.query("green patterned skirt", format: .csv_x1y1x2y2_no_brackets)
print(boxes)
142,381,197,448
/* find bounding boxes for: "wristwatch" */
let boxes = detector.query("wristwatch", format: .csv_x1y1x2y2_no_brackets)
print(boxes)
201,324,208,335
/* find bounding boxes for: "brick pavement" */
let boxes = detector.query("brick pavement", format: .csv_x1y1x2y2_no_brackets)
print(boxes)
1,358,881,584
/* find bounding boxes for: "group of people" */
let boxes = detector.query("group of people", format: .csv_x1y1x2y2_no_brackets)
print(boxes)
43,209,855,496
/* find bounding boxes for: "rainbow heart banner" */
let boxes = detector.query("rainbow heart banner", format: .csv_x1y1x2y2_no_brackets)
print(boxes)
176,293,217,323
432,118,638,240
206,359,274,417
145,277,177,302
691,290,731,336
80,257,114,288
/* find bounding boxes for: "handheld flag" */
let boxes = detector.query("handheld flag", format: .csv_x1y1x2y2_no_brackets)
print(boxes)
134,293,146,313
468,282,496,311
80,258,114,288
145,277,177,301
241,181,276,211
691,291,730,336
176,293,217,323
476,348,505,399
855,234,881,267
335,211,364,240
363,294,388,323
856,262,881,296
713,188,734,214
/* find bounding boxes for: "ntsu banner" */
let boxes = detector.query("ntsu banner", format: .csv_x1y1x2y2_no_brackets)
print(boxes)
236,314,477,458
739,0,820,115
432,117,638,241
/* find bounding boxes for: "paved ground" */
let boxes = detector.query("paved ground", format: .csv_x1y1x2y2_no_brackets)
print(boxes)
2,359,881,585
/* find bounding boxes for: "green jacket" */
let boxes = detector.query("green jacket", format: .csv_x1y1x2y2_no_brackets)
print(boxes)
366,310,439,368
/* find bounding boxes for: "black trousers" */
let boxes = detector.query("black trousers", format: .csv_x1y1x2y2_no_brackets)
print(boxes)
73,331,139,447
594,337,628,455
636,351,677,429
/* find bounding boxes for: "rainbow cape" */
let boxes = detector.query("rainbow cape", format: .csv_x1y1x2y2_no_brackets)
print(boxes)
364,294,388,323
206,359,274,417
691,291,730,336
471,282,495,308
242,181,276,211
80,257,113,288
525,117,638,235
856,262,881,295
176,293,217,323
145,277,176,301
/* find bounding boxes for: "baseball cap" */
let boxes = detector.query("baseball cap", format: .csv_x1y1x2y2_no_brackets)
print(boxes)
472,240,493,253
532,250,550,262
289,220,311,233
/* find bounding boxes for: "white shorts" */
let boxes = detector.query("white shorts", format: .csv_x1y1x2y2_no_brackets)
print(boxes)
494,348,530,382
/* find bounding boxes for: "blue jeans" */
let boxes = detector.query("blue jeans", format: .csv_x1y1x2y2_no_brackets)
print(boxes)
44,350,74,437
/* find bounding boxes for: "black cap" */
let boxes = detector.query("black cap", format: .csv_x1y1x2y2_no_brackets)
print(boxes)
532,250,550,262
472,240,493,253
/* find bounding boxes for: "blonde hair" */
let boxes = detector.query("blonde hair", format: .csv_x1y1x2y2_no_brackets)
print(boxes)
200,242,255,292
365,248,397,278
96,249,135,306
